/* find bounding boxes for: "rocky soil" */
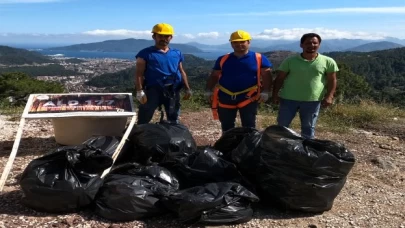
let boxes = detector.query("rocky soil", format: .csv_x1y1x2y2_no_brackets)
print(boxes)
1,109,404,228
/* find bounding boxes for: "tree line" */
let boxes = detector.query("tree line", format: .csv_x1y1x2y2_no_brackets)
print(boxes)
85,51,386,105
0,72,64,106
1,48,405,107
0,64,79,77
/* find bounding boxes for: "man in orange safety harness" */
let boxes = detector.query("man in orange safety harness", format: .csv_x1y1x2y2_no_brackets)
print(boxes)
205,30,273,133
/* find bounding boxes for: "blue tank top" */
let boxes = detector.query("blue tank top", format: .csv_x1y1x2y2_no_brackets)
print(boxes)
136,46,184,88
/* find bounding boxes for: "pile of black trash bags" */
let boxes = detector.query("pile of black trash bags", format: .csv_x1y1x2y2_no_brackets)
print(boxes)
19,122,356,225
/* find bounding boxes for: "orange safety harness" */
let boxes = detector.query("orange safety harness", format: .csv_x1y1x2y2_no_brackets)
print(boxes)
211,52,262,120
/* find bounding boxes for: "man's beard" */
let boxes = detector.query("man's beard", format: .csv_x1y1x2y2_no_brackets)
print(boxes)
159,40,169,45
305,47,317,53
235,47,246,52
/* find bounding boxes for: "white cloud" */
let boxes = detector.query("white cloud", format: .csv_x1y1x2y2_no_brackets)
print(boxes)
0,0,60,3
82,29,151,38
81,30,222,40
253,28,387,40
280,7,405,14
212,7,405,16
182,33,195,39
197,32,220,39
0,27,396,46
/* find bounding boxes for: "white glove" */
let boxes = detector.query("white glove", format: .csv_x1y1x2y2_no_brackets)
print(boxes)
259,92,269,102
136,90,147,104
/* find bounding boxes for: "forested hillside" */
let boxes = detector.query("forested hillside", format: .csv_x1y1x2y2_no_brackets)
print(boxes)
327,48,405,89
47,38,203,53
2,45,404,106
86,49,405,106
0,64,80,77
0,46,79,76
263,51,297,68
85,54,213,91
0,72,64,105
0,45,55,65
326,47,405,104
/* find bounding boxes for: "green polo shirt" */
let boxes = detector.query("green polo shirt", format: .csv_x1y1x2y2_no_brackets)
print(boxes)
278,53,339,101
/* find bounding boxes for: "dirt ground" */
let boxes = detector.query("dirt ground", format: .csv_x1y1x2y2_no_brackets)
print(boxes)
0,109,404,228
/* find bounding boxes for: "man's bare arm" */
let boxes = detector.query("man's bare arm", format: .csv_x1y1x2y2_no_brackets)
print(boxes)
325,72,337,99
205,70,221,91
135,57,146,91
179,62,191,90
272,71,288,97
272,71,288,104
260,67,272,92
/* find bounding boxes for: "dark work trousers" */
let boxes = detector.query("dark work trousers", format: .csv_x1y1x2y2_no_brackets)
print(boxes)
137,85,180,124
217,95,258,132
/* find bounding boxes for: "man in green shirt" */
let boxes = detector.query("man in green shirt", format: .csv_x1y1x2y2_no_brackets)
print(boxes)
272,33,339,139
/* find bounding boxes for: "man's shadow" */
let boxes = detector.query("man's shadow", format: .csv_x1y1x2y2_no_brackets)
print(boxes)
0,189,205,228
0,137,59,158
0,188,320,227
252,202,323,220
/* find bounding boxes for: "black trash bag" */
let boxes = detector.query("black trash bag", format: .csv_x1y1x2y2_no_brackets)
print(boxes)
80,135,132,165
230,130,263,179
19,143,113,212
234,125,356,212
162,182,259,225
68,137,118,174
213,127,259,159
230,125,301,180
129,122,197,165
169,147,243,189
81,135,121,156
94,163,179,221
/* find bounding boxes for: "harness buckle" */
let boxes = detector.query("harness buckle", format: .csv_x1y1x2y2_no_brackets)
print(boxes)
231,94,237,100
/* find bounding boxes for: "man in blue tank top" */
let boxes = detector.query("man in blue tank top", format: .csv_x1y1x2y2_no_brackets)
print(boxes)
135,23,192,124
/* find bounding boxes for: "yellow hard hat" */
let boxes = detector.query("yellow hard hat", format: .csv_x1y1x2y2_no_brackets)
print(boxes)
151,23,174,35
229,30,251,42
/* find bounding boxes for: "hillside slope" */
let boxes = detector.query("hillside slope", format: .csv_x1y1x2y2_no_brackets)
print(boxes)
326,47,405,90
47,38,203,53
0,45,54,65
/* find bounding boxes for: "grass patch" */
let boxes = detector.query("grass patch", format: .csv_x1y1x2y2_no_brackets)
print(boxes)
2,99,404,136
320,100,405,131
180,98,405,135
0,103,25,121
257,99,405,134
179,91,208,111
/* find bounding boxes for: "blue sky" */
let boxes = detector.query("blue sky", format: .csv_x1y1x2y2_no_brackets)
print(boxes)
1,0,405,46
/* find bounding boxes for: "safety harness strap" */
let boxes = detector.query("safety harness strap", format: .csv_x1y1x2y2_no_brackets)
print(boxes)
211,53,262,120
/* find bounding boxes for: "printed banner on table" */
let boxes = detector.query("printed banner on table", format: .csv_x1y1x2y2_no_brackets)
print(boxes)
22,93,136,118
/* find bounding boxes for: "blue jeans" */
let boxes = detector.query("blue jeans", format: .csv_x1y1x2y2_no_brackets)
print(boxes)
277,98,321,139
218,98,258,132
137,85,180,124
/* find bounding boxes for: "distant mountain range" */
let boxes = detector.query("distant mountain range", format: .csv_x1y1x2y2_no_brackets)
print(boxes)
344,41,404,52
1,38,405,66
46,38,203,53
187,38,405,53
42,37,405,54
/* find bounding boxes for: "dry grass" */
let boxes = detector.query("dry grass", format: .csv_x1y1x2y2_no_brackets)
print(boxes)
2,99,404,135
256,99,405,134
